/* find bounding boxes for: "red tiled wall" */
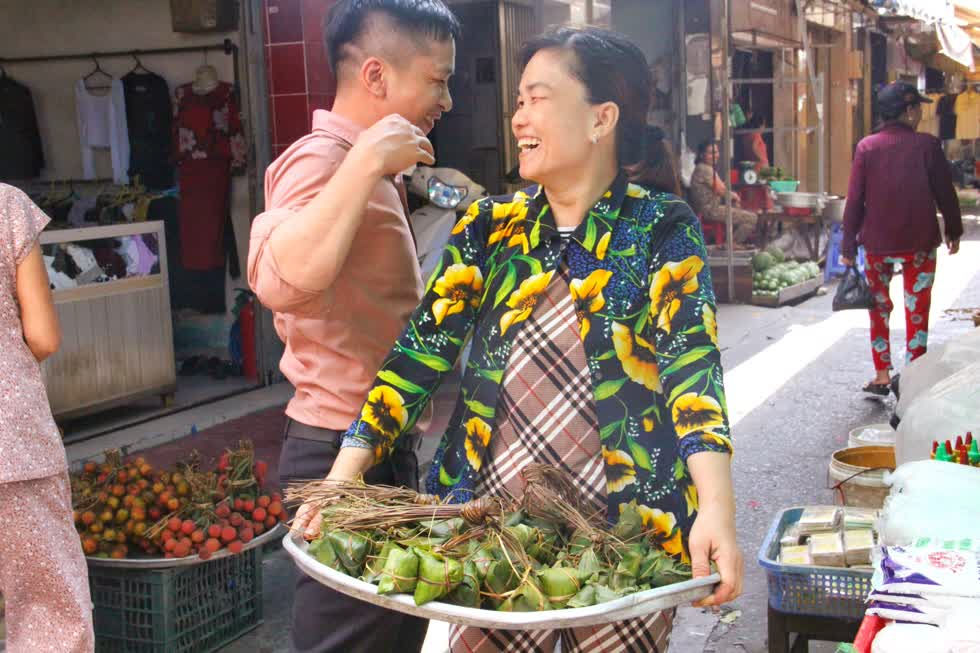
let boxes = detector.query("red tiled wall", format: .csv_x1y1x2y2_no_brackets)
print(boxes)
264,0,338,159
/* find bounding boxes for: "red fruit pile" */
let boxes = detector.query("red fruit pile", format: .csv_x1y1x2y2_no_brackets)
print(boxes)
70,441,285,561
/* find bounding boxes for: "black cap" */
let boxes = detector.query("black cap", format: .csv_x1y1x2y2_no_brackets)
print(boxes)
877,82,932,116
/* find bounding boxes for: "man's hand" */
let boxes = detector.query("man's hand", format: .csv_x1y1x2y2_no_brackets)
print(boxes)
948,239,960,255
840,256,854,267
351,114,435,178
689,502,744,607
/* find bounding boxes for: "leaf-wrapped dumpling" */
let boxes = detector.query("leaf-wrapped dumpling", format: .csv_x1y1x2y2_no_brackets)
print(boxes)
377,545,420,595
413,549,464,606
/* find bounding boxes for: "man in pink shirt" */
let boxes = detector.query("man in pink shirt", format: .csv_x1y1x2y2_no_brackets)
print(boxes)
248,1,457,651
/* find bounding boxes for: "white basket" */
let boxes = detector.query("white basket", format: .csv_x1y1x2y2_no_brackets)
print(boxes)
283,532,719,630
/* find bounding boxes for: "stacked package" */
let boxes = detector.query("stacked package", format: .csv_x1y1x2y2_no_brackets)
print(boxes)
779,506,878,569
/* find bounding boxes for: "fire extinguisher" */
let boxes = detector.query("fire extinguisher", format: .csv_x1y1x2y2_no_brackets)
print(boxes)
232,289,258,382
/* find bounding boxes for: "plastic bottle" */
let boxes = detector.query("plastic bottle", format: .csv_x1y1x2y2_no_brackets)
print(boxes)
970,439,980,467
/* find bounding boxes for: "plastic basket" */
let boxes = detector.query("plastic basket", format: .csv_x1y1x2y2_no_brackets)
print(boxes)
824,223,866,282
88,549,262,653
758,507,871,620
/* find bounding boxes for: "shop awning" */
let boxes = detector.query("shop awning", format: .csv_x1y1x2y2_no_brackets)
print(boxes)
954,1,980,48
871,0,955,23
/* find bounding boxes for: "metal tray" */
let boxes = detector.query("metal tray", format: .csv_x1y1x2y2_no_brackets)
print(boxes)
283,532,719,630
85,523,285,569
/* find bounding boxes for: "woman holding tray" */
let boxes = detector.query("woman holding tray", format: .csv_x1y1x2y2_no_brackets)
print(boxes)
297,26,742,651
0,184,94,651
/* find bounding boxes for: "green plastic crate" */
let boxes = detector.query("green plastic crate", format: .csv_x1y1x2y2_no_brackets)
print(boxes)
88,550,262,653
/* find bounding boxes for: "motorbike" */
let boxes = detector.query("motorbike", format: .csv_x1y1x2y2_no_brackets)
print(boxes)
406,166,487,282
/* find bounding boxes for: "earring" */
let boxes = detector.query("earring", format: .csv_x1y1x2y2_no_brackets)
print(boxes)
590,133,599,144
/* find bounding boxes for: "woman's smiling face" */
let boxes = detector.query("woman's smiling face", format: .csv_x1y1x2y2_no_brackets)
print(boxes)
512,48,597,187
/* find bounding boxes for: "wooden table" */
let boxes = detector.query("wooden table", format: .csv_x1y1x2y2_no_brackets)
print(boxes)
758,210,826,262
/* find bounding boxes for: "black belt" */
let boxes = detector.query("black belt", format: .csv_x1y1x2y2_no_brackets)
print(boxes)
285,418,419,451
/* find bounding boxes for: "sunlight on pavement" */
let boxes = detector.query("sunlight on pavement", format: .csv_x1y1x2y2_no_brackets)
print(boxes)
724,230,978,428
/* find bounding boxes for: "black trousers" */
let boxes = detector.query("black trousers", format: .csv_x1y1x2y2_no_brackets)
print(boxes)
278,418,428,653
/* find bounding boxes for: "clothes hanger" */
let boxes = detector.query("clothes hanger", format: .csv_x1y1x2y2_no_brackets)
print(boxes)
192,49,219,95
129,53,152,75
83,56,112,92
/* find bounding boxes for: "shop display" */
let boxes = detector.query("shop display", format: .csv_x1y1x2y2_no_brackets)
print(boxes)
773,506,879,571
751,247,821,297
70,442,284,560
287,464,695,612
75,76,130,184
123,67,174,189
0,71,45,179
172,79,245,271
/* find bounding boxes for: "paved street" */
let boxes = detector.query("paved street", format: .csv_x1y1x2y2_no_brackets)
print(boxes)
74,216,979,653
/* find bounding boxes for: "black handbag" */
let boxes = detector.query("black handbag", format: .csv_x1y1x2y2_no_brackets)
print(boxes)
832,265,874,311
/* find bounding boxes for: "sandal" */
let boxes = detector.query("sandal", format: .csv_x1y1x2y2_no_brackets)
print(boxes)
862,381,890,396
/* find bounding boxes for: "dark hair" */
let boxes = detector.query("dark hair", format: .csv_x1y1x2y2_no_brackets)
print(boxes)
629,127,681,195
324,0,460,77
696,140,718,164
519,27,662,185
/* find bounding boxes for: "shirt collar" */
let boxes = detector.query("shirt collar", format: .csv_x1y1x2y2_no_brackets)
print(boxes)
312,109,363,146
526,172,629,256
881,121,914,134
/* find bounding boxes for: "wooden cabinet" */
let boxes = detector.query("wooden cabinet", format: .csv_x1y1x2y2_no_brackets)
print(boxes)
39,221,176,419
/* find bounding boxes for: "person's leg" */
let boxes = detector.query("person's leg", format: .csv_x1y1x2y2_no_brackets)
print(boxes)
901,249,937,364
0,473,94,653
863,253,895,387
732,208,759,245
449,623,558,652
279,423,428,653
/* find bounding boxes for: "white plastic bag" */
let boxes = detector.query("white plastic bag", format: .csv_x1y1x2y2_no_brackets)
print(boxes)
878,492,980,546
886,460,980,498
894,361,980,466
896,329,980,419
871,623,947,653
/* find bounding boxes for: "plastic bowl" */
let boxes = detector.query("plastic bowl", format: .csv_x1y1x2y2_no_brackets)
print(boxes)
768,180,800,193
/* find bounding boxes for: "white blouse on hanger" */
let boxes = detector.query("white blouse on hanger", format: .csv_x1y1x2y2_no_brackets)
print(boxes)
74,79,129,184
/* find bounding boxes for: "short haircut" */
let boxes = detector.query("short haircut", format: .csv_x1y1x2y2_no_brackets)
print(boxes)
697,140,718,163
324,0,460,78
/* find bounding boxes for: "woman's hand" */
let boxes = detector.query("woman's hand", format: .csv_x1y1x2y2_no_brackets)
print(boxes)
686,451,743,607
291,446,376,540
688,501,743,607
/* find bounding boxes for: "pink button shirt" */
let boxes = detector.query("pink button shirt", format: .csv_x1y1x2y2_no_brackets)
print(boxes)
0,184,67,483
248,110,424,431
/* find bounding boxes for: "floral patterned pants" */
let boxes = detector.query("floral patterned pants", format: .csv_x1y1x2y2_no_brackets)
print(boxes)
864,250,937,372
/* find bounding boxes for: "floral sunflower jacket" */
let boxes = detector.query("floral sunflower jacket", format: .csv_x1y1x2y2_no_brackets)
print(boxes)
343,173,733,558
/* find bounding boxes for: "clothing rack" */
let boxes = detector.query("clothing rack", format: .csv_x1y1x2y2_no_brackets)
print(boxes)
0,38,240,93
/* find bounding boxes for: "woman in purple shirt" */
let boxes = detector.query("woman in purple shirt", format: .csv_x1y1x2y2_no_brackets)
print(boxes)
841,82,963,395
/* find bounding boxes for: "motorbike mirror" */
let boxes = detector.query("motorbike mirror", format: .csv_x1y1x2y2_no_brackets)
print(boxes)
427,176,469,210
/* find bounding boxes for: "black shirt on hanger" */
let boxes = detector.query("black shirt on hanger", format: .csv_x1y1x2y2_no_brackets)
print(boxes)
123,72,174,189
937,93,958,141
0,74,45,179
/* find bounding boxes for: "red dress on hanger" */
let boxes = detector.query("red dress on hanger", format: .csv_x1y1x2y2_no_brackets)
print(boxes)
172,81,246,270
